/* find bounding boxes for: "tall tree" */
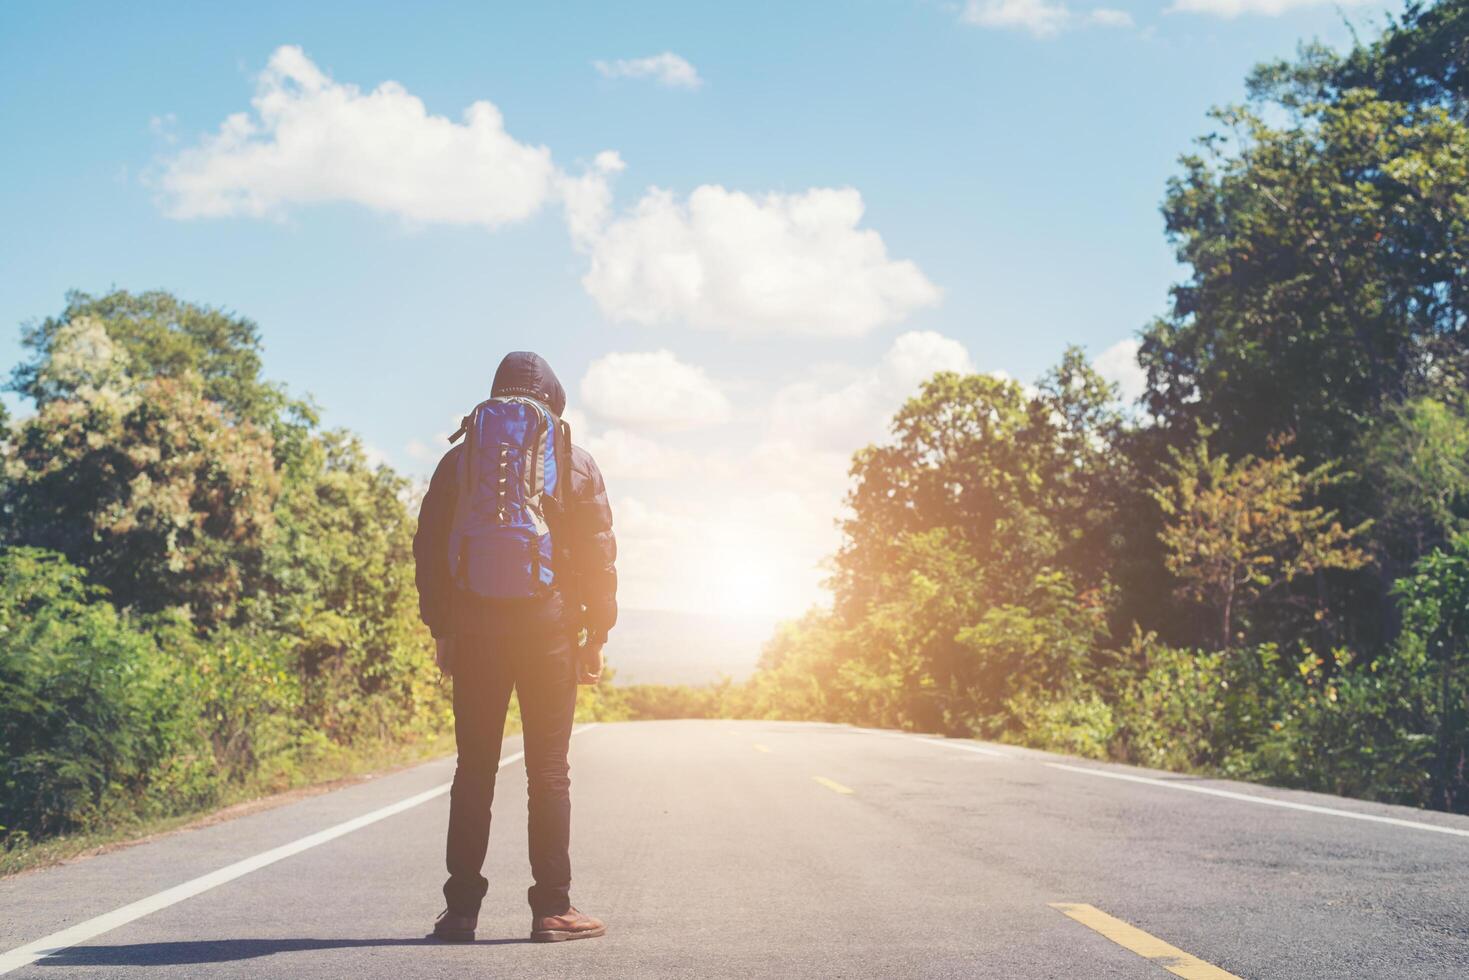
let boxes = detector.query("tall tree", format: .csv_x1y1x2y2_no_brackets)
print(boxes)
11,290,288,426
1359,393,1469,566
1139,91,1469,469
1151,434,1371,649
4,310,279,626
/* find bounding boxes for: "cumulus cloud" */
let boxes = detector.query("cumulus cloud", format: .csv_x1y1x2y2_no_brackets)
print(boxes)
159,45,558,227
579,185,941,338
771,330,975,451
580,349,732,431
579,428,702,481
159,48,938,341
1092,337,1147,403
560,150,627,248
960,0,1133,36
594,52,703,90
1170,0,1368,14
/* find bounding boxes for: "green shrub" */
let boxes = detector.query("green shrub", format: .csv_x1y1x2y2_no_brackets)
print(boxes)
1107,637,1232,772
1002,690,1115,759
0,549,217,843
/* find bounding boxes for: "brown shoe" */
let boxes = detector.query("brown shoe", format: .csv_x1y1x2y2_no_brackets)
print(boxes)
531,906,606,942
432,908,477,942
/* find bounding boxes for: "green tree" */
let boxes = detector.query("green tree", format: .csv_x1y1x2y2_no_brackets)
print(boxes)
1139,91,1469,469
957,570,1111,704
1359,394,1469,565
12,290,290,425
0,289,452,853
258,431,442,742
836,349,1128,617
0,548,216,841
1393,533,1469,809
1151,434,1371,649
1251,0,1469,117
4,371,279,628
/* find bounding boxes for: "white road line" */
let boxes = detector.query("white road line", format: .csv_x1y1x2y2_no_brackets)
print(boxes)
912,738,1009,758
1047,762,1469,840
861,728,1010,758
0,724,601,975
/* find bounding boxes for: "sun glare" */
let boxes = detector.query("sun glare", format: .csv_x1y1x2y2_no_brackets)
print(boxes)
716,556,785,618
687,532,809,620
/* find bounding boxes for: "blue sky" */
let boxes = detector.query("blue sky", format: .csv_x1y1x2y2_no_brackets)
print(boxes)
0,0,1398,615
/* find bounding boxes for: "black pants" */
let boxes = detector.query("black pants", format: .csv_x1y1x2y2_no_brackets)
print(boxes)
444,601,578,917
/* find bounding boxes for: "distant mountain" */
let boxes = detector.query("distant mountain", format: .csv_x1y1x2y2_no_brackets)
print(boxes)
603,608,781,686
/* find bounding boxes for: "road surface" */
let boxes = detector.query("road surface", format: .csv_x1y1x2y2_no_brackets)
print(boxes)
3,720,1468,978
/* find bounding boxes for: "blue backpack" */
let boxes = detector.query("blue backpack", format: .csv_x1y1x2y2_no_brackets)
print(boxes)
445,395,570,599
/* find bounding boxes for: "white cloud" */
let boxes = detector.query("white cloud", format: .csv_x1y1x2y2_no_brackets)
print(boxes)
884,330,976,391
1092,337,1147,403
159,45,557,227
594,52,703,90
771,330,974,451
159,48,934,342
579,185,940,338
960,0,1133,36
579,427,703,481
963,0,1072,36
580,349,732,431
560,150,627,248
1169,0,1368,14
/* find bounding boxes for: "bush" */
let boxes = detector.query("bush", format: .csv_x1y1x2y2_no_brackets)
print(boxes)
1002,690,1115,759
0,549,217,843
1107,636,1233,772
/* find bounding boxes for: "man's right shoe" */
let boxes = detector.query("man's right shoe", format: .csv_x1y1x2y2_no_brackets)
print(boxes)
432,908,477,942
530,907,606,942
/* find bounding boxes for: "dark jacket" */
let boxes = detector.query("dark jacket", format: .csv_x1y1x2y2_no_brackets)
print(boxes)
413,352,617,640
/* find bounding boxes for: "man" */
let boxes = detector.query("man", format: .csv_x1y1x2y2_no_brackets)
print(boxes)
413,351,616,943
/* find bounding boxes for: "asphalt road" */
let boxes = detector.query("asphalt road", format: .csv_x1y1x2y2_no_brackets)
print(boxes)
3,719,1469,978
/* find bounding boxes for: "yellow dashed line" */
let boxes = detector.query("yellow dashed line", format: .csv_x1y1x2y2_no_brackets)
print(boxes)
813,776,854,795
753,744,772,753
1049,904,1240,980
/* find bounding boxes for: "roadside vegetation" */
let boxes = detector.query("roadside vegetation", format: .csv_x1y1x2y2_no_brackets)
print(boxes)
586,1,1469,815
3,0,1467,870
0,291,460,868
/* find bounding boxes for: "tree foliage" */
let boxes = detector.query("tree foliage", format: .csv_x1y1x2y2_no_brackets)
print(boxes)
722,3,1469,814
1139,91,1468,469
1151,434,1370,648
5,374,279,628
0,548,215,841
13,290,286,425
1,291,446,850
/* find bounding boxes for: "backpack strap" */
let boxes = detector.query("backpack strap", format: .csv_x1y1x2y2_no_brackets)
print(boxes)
555,418,571,507
527,415,545,510
445,403,481,588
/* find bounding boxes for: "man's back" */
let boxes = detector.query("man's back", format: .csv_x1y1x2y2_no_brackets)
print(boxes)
413,437,617,644
412,350,615,943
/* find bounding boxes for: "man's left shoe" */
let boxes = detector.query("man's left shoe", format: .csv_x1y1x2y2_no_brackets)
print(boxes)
432,908,478,942
531,907,606,942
